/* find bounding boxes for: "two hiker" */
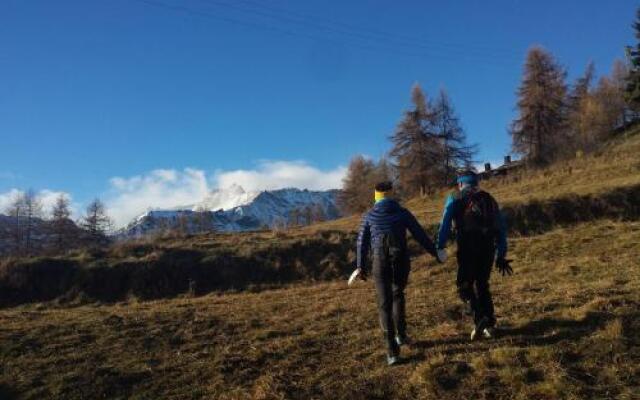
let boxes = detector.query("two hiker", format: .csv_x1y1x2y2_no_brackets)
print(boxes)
354,171,511,365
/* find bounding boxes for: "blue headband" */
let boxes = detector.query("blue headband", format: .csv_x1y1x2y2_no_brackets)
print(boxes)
457,175,478,185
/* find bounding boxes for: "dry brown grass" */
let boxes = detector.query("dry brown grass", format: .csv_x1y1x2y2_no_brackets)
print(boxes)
0,220,638,399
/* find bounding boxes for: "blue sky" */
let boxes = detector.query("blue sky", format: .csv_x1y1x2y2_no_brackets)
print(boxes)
0,0,636,224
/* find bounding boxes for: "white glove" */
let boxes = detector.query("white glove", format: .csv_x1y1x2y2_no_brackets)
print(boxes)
348,268,362,286
437,248,448,263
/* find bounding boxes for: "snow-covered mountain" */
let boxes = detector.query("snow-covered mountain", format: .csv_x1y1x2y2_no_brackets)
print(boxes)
193,183,260,212
120,186,341,237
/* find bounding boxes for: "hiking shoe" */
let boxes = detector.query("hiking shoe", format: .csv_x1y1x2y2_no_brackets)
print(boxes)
387,355,400,366
395,335,413,347
470,317,490,341
482,327,495,339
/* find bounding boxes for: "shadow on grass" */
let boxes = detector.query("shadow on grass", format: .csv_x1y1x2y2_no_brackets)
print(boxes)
414,336,470,351
413,311,616,358
498,311,613,346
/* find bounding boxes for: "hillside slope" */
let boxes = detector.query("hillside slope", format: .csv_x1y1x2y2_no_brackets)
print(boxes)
309,127,640,232
0,130,639,399
1,219,638,399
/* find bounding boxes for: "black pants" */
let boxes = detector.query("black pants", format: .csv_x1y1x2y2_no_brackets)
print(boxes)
456,235,496,327
372,249,410,356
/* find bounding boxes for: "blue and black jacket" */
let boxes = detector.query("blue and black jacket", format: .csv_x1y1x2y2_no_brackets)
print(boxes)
356,198,437,270
437,189,508,259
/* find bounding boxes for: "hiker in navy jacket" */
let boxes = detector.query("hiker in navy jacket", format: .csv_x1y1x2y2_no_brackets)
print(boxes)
437,170,512,341
355,181,442,365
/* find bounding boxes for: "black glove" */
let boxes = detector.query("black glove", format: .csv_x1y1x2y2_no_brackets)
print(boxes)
495,257,513,276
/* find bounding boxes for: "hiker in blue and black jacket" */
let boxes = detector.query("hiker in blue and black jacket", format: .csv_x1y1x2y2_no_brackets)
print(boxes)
437,170,512,341
355,181,443,365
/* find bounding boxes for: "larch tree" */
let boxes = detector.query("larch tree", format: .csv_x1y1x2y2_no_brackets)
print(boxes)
176,213,190,235
373,157,394,184
303,206,313,226
81,198,112,246
569,61,595,109
567,62,596,152
433,88,477,186
5,193,25,255
337,155,376,215
289,208,301,227
194,205,214,233
571,60,629,152
22,189,43,255
311,204,326,223
510,46,568,166
591,74,628,138
371,157,397,198
50,194,73,253
390,84,442,196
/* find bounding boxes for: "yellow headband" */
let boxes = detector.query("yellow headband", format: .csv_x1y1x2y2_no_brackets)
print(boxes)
374,190,390,202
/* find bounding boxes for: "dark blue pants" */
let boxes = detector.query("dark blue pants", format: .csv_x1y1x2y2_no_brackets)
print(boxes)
372,249,410,356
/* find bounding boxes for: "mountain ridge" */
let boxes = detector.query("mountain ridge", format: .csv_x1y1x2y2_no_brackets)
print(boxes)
121,186,341,237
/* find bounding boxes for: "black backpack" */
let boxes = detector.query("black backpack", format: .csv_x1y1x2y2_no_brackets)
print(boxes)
380,232,402,263
457,190,500,237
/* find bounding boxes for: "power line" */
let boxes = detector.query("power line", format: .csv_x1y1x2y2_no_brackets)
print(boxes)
133,0,520,69
196,0,522,64
228,0,522,59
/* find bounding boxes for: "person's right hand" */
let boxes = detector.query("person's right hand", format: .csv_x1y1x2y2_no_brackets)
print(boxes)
436,248,448,263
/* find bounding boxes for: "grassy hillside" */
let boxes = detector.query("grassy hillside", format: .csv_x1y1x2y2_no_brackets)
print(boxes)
1,130,639,399
1,219,638,399
312,126,640,231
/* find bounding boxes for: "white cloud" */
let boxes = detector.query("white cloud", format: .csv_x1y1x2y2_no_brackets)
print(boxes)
105,161,346,227
0,189,23,213
0,189,76,217
1,161,346,228
39,190,76,216
106,168,210,228
214,160,346,192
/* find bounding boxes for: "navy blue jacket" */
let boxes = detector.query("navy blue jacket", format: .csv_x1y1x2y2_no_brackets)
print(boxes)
356,199,437,269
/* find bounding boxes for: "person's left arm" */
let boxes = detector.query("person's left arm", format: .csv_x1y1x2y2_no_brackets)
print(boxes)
404,209,437,258
496,208,507,259
437,194,456,250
